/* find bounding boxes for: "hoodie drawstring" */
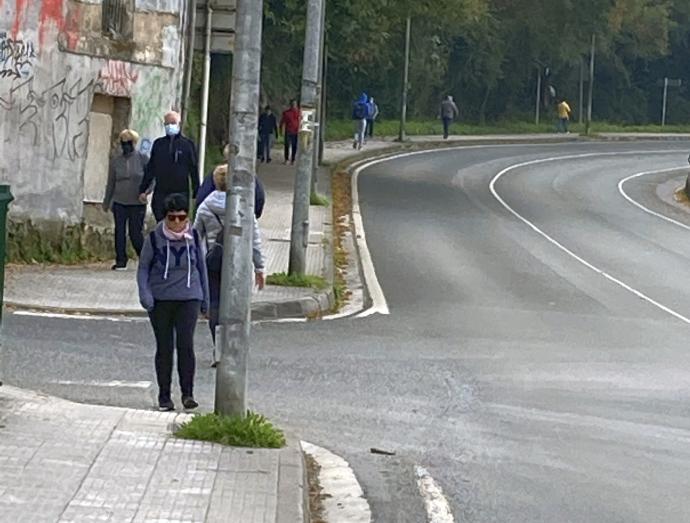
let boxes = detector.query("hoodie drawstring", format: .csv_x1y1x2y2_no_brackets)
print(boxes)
164,240,170,280
185,238,191,288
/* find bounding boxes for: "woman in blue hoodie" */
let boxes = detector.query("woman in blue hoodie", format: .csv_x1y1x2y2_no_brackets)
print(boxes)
137,193,209,411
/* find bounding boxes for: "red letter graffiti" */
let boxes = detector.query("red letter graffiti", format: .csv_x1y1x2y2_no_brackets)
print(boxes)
97,60,139,97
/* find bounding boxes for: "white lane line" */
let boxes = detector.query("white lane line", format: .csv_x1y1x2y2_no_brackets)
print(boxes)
489,151,690,325
618,166,690,230
301,441,372,523
416,466,455,523
11,310,148,322
49,380,153,388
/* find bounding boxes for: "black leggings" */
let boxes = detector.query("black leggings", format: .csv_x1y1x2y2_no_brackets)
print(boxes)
149,300,200,400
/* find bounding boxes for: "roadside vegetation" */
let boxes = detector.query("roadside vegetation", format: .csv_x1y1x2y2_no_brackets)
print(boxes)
175,411,286,449
266,272,328,290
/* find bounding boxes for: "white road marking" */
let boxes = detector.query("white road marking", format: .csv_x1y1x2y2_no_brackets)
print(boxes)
618,167,690,230
50,380,153,388
11,310,148,322
301,441,372,523
489,151,690,325
416,466,455,523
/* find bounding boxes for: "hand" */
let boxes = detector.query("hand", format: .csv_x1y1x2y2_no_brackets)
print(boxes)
138,193,148,204
102,202,110,212
255,271,265,291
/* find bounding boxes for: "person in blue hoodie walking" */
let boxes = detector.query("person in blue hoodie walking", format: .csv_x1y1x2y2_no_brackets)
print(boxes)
352,92,370,150
137,193,209,412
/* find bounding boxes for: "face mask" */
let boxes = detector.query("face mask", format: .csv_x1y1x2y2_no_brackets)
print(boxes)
121,141,134,155
165,123,180,136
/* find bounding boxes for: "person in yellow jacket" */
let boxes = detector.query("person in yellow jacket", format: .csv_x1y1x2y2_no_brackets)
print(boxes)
557,99,572,133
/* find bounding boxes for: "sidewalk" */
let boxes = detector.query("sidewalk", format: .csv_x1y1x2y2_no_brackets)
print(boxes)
0,385,306,523
4,161,332,320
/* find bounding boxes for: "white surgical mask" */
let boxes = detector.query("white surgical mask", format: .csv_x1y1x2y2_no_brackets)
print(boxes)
165,123,180,136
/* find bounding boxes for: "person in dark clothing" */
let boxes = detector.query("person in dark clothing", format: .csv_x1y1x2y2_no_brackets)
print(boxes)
138,111,199,222
195,144,266,218
258,106,279,163
103,129,148,271
280,100,300,164
137,193,209,412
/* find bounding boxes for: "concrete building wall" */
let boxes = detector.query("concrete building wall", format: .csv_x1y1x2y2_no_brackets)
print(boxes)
0,0,187,224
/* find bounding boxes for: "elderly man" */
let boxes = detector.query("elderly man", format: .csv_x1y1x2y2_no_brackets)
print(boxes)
139,111,199,221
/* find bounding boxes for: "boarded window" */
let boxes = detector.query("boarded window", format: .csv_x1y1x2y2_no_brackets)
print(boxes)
102,0,134,40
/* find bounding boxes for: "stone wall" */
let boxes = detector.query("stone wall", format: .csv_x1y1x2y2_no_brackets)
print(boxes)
0,0,187,225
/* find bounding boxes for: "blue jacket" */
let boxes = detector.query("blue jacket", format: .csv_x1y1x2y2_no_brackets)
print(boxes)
195,172,265,219
139,134,200,198
352,93,371,120
137,222,209,313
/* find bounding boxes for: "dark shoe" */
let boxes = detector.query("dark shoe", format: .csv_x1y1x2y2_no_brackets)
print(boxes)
211,361,218,368
111,263,127,271
267,158,272,163
182,396,199,410
158,398,175,412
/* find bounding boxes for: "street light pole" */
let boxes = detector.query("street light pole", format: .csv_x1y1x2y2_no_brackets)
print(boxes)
585,34,596,136
661,77,669,127
398,15,411,142
535,66,542,126
289,0,325,275
198,3,212,181
181,0,197,124
578,58,584,124
215,0,264,417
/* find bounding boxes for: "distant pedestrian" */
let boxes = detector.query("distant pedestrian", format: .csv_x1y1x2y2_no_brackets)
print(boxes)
139,111,199,222
103,129,148,271
137,193,209,412
258,105,279,163
366,97,379,138
280,100,300,165
195,144,265,219
557,99,572,133
440,95,459,139
194,165,266,365
352,92,370,149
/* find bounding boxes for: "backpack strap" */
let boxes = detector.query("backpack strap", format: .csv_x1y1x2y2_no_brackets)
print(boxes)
148,231,157,268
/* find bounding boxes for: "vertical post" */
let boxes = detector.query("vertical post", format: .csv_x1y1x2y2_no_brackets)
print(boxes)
181,0,197,124
198,4,213,181
289,0,325,275
535,67,541,125
661,77,669,127
398,15,411,142
585,34,596,136
578,58,584,124
215,0,263,417
311,0,327,193
318,44,328,164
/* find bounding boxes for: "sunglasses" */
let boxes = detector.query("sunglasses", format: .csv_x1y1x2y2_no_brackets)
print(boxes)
166,213,188,222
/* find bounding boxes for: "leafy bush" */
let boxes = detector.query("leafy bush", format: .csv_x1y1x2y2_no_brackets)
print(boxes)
175,411,286,449
266,272,328,289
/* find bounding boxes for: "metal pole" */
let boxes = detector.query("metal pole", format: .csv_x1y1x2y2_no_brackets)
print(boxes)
662,77,669,127
535,67,541,125
181,0,197,124
318,43,328,164
578,58,584,124
585,34,595,136
311,0,327,193
289,0,324,275
398,15,411,142
198,4,212,181
215,0,264,417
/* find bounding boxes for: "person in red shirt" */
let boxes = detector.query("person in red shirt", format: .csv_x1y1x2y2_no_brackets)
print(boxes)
279,100,301,165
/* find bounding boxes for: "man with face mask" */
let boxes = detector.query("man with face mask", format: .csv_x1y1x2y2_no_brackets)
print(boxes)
103,129,149,270
139,111,199,221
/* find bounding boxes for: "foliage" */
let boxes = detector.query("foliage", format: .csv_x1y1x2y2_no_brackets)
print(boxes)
266,272,329,289
175,412,286,449
310,192,331,206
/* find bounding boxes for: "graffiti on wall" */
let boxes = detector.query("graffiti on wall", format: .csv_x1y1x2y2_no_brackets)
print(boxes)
97,60,139,97
132,70,167,144
0,75,94,161
10,0,66,48
0,32,36,79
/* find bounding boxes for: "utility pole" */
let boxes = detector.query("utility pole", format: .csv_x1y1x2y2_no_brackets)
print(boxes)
585,34,596,136
535,66,542,125
289,0,325,275
661,77,669,127
318,44,328,164
215,0,263,417
181,0,197,124
398,15,411,142
578,58,584,124
198,3,213,181
311,0,327,194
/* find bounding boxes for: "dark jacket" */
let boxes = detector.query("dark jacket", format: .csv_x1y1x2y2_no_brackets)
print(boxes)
258,112,278,136
104,151,148,208
139,134,200,198
137,222,209,313
195,172,265,219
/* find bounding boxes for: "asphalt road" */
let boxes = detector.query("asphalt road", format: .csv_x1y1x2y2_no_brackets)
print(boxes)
4,141,690,522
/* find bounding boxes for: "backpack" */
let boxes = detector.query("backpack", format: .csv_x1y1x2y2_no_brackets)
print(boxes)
352,102,367,120
205,212,225,274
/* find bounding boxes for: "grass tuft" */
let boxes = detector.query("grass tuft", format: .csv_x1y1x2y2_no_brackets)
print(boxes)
310,192,331,207
175,411,286,449
266,272,328,290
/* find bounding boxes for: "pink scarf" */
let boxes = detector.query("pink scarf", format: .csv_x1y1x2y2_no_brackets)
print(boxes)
162,222,193,241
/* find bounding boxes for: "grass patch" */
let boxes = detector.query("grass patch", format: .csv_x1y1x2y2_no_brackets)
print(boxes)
324,118,690,141
175,411,286,449
310,192,331,207
266,272,328,290
305,452,328,523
